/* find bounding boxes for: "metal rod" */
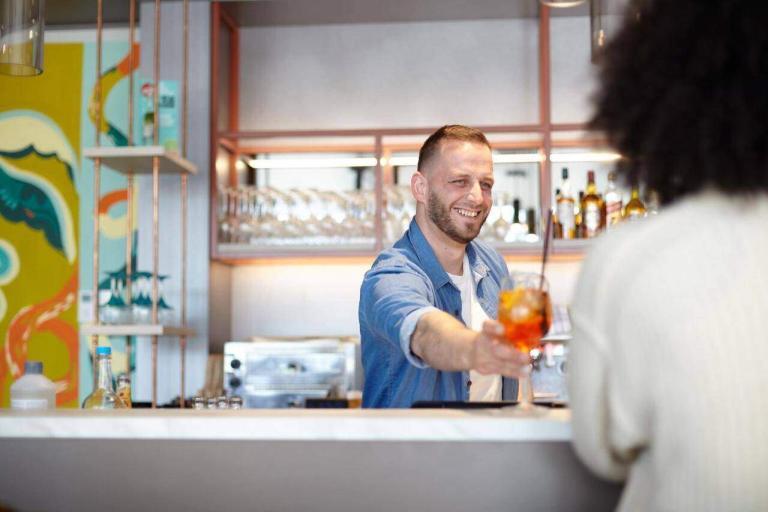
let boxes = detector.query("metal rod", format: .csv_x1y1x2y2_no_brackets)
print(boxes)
209,2,221,260
125,0,136,380
151,0,161,409
373,135,383,252
179,0,190,408
152,335,158,407
220,125,546,140
91,0,104,390
538,4,553,229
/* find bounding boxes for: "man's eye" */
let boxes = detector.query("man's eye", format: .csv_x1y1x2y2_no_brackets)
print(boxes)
451,179,466,186
481,182,493,190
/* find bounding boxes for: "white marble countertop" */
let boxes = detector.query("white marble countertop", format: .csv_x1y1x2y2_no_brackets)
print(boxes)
0,407,572,442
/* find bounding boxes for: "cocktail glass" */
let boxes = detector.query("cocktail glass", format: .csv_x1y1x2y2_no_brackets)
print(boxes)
498,272,553,410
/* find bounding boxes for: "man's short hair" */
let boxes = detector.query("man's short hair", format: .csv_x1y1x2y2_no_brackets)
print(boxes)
417,125,492,173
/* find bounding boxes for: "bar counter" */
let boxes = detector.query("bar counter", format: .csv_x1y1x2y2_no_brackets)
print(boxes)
0,408,622,511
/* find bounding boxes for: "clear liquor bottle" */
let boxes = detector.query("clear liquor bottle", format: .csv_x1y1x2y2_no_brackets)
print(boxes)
581,170,605,238
623,186,647,221
82,346,127,409
556,168,576,239
604,171,623,229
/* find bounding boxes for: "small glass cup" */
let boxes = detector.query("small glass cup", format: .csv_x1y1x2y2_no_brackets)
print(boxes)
228,396,243,409
216,395,229,409
193,396,206,410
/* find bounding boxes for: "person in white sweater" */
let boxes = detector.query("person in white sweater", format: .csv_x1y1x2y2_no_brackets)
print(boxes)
568,1,768,511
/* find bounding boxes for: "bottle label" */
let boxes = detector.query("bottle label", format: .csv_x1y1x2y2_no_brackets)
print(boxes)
606,201,622,227
556,201,575,239
11,398,49,410
584,204,601,236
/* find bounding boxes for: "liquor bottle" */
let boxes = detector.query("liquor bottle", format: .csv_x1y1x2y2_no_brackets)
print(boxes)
117,374,132,408
623,186,647,221
10,361,56,410
552,188,562,239
575,190,585,238
525,207,538,242
82,346,127,409
505,198,528,242
555,168,576,239
604,171,623,229
581,170,605,238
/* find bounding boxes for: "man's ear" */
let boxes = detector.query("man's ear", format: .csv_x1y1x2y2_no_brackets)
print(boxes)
411,171,428,203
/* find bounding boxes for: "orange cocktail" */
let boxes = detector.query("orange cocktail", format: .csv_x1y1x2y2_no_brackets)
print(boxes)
498,287,553,352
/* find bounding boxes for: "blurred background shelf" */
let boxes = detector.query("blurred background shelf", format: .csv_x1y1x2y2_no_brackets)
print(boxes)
80,324,196,337
83,146,198,175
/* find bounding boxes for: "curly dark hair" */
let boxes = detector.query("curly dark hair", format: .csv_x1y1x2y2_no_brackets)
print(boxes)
417,125,491,173
590,0,768,204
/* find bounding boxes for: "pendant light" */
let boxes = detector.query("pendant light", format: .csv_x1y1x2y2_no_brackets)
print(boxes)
0,0,45,76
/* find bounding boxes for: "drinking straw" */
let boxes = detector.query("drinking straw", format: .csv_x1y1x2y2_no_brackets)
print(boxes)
539,210,553,290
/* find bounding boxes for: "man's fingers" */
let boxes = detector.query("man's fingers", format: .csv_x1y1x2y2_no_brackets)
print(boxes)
481,320,504,337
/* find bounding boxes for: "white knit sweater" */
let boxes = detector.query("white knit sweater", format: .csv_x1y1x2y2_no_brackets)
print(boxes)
568,190,768,512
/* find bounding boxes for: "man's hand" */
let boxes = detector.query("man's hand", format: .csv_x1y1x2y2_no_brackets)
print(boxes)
470,320,531,378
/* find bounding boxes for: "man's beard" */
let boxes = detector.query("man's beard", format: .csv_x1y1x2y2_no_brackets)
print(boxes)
427,190,487,244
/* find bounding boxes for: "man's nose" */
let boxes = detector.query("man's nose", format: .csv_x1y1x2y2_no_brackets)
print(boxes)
466,181,483,203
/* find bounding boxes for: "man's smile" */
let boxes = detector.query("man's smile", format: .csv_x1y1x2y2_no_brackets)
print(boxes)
454,207,481,218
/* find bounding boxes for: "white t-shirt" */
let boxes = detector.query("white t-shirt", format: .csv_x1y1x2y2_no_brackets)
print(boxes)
447,254,502,401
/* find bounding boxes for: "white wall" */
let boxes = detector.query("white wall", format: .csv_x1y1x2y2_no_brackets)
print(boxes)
227,14,615,341
230,259,582,339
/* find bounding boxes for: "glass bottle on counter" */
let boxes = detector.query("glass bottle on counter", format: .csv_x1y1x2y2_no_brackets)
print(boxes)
623,186,647,221
82,346,127,409
604,171,623,229
556,168,576,239
581,170,605,238
10,361,56,410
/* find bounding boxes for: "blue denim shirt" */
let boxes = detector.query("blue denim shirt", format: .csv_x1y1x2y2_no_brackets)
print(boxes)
359,219,516,408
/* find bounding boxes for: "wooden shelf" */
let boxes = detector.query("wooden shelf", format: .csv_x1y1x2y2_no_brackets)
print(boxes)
83,146,198,175
551,239,592,254
213,238,591,262
80,324,196,337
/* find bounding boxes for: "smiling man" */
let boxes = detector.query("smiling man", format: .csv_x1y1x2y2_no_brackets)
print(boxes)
359,125,530,408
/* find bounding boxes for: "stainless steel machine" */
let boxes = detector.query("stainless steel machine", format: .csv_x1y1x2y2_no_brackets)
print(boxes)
223,337,360,408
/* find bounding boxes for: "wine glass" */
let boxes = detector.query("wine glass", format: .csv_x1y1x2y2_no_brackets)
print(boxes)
498,272,553,411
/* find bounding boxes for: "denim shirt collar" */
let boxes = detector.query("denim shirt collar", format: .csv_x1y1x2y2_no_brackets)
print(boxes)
406,218,490,288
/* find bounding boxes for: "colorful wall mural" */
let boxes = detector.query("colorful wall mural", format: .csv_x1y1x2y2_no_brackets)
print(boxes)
0,39,140,407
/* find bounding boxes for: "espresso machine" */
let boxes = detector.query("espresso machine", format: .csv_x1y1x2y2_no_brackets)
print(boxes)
223,337,360,408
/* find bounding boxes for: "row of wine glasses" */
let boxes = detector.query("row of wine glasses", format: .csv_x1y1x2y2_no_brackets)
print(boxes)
217,186,376,246
217,185,541,248
98,271,174,325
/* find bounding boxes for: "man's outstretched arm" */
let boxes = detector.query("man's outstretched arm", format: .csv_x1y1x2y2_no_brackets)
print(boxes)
411,311,530,378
